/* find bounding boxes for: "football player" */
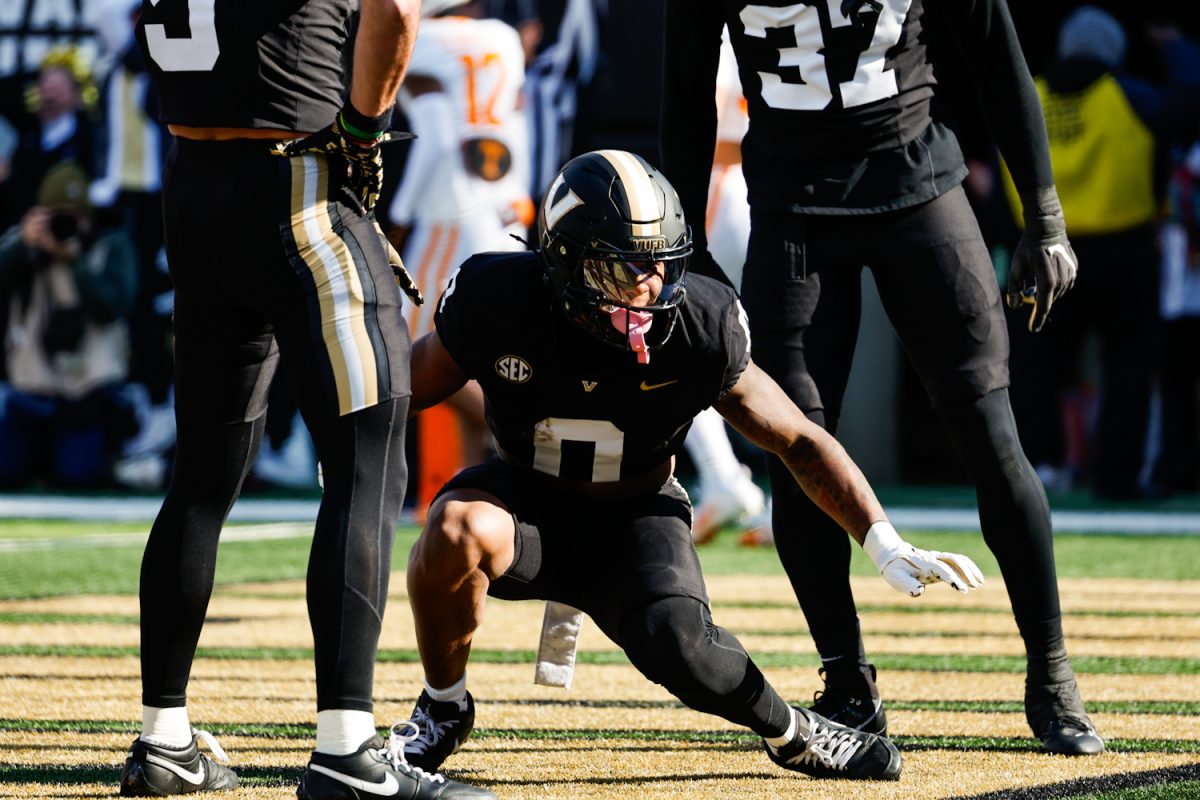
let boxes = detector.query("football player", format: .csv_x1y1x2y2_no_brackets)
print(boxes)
661,0,1100,755
124,1,491,798
399,150,984,782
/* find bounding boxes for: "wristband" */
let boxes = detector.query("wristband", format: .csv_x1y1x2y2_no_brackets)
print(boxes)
339,101,393,140
862,520,904,569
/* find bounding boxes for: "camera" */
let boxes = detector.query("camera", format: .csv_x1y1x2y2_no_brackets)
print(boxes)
47,211,80,242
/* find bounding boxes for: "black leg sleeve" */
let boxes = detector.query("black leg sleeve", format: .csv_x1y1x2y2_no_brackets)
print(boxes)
618,596,795,739
936,388,1065,657
139,413,266,707
305,397,409,712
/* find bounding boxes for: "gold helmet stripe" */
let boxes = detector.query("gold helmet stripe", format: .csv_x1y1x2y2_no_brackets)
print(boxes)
597,149,661,238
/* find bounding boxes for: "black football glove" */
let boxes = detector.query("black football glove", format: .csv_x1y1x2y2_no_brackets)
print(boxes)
272,108,412,215
1007,186,1078,332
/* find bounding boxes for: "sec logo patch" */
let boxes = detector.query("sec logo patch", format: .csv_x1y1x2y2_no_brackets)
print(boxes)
495,355,533,383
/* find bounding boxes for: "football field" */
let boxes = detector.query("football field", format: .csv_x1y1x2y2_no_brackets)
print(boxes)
2,518,1199,799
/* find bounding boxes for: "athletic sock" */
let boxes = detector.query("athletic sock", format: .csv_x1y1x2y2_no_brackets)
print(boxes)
1026,639,1074,685
141,706,192,748
425,673,468,704
315,709,378,755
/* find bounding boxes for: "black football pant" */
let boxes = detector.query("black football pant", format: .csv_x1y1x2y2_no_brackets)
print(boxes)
139,139,410,713
741,187,1065,682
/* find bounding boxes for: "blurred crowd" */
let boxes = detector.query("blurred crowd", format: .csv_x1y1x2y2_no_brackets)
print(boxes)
0,0,1195,504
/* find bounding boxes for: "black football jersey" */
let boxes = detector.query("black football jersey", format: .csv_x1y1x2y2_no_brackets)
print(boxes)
135,0,351,131
435,252,750,482
662,0,1052,224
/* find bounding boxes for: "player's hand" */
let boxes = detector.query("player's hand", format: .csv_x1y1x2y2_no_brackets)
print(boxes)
863,521,985,597
1007,186,1077,333
375,221,423,306
272,108,412,214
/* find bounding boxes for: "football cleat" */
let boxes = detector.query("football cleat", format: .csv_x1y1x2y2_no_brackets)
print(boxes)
297,723,494,799
809,665,887,735
764,707,901,780
403,690,476,772
119,730,238,796
692,467,766,545
1026,677,1105,755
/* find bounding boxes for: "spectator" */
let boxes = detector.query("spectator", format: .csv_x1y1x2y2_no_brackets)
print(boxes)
89,0,176,484
1005,10,1200,499
0,161,138,487
3,47,96,228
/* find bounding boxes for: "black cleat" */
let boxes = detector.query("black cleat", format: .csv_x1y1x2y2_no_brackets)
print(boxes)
765,707,902,780
119,730,239,796
809,665,887,735
1026,677,1105,755
297,723,494,799
403,690,476,772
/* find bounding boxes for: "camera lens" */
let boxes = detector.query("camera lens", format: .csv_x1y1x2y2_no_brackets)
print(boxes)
48,212,79,242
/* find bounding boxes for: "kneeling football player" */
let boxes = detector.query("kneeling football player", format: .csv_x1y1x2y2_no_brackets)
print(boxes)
401,150,984,781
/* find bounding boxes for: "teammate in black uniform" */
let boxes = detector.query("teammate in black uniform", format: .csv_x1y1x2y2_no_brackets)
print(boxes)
661,0,1101,756
120,2,491,798
396,150,984,782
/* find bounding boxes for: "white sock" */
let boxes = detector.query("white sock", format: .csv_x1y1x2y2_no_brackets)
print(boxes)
315,709,378,756
141,706,192,748
425,673,467,704
764,707,799,747
683,408,743,486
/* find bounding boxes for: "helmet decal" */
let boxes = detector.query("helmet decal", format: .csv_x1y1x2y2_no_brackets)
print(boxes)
543,172,584,233
596,149,662,237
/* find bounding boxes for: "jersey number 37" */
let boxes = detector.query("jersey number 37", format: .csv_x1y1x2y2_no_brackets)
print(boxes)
740,0,913,111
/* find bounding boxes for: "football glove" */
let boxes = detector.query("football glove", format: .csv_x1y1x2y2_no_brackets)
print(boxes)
272,107,412,215
1007,186,1077,333
375,221,423,306
863,521,985,597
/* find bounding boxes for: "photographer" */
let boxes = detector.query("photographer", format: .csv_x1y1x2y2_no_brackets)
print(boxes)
0,161,138,487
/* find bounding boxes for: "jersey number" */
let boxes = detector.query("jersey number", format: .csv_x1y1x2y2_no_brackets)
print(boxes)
739,0,912,111
144,0,220,72
533,418,624,482
461,53,505,125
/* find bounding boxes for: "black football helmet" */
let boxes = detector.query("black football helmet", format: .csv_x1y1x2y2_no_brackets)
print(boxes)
537,150,691,357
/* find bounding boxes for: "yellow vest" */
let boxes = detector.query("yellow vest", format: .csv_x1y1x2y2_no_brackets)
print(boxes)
1005,73,1156,235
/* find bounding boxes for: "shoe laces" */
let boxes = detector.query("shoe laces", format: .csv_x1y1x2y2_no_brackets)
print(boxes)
406,704,447,755
378,721,446,784
192,729,231,764
790,719,864,772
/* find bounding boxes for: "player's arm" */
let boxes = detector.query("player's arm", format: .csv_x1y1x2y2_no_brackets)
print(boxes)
937,0,1075,333
351,0,421,118
715,361,984,596
410,330,470,413
659,0,729,287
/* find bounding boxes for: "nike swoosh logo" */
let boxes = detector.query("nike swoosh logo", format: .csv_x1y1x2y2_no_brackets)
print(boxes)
308,764,401,796
639,379,679,391
145,754,205,785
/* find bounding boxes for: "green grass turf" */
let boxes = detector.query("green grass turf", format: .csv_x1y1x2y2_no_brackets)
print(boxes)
1067,782,1200,800
3,519,1200,597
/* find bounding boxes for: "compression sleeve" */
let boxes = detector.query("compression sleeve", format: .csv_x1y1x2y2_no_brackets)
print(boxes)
937,0,1055,207
659,0,727,284
388,89,458,227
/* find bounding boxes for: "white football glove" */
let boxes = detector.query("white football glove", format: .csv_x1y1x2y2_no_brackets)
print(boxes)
863,521,985,597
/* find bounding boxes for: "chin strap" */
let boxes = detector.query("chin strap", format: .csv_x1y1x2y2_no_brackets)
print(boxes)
610,308,654,364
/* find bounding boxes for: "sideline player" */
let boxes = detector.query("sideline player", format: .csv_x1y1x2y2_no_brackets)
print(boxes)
122,1,493,797
661,0,1101,755
398,150,983,781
